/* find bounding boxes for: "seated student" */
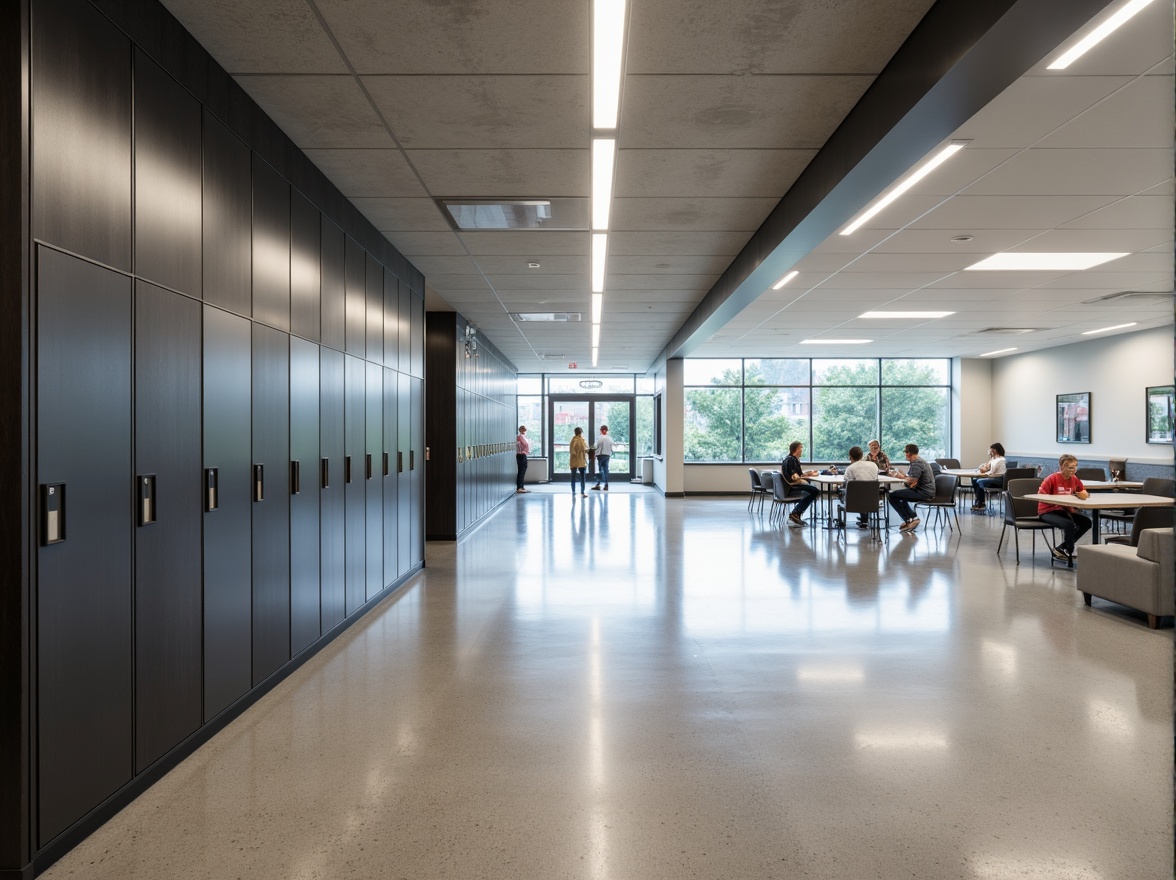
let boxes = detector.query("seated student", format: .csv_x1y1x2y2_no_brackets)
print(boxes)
781,440,821,527
843,445,879,528
971,442,1007,511
866,439,890,474
1036,453,1092,560
886,443,936,532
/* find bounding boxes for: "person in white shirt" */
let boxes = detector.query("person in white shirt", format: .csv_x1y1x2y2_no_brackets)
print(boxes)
591,425,615,491
843,445,879,528
970,442,1007,511
515,425,531,493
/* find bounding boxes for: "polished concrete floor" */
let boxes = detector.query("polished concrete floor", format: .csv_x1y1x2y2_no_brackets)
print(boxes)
45,488,1172,879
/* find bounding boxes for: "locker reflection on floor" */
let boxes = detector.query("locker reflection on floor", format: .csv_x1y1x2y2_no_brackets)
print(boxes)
44,487,1173,880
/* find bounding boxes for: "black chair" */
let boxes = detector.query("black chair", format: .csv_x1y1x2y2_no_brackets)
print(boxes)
747,468,769,513
915,474,960,531
934,458,961,469
1102,477,1175,532
768,471,809,527
1104,506,1173,546
1076,467,1106,481
994,467,1038,514
837,480,884,540
929,461,944,476
996,477,1056,565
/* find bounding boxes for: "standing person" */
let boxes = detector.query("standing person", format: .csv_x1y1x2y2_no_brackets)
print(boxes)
591,425,615,491
866,439,891,474
568,427,589,497
843,445,879,528
515,425,531,494
886,443,935,532
970,442,1007,512
1037,454,1092,560
781,441,821,527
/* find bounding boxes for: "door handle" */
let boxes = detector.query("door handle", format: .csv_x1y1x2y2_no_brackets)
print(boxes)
345,455,352,484
253,464,264,502
321,458,330,489
291,460,301,495
366,453,373,480
205,468,218,511
383,451,389,476
138,474,157,525
41,483,66,544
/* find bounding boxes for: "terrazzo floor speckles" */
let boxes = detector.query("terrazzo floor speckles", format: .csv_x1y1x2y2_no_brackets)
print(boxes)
43,490,1173,880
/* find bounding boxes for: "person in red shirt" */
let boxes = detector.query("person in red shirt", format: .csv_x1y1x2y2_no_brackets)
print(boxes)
1037,453,1091,559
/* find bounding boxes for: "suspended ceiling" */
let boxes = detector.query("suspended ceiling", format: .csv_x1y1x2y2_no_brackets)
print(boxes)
158,0,1174,372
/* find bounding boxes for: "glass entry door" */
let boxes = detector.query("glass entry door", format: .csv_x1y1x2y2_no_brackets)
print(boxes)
548,396,634,482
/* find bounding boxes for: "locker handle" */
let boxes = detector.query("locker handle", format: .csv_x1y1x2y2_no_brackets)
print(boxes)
366,453,373,480
138,474,157,526
383,452,389,476
345,455,353,484
397,451,403,474
291,460,301,495
205,468,218,511
321,458,330,489
410,450,415,471
253,464,264,502
41,483,66,545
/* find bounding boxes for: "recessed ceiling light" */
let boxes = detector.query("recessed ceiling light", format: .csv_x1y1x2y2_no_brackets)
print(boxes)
859,311,954,319
591,293,603,324
592,233,607,292
591,138,616,230
966,252,1128,271
591,346,599,368
527,261,541,269
509,312,582,322
593,0,627,129
980,348,1017,357
1081,322,1138,335
840,141,968,235
1047,0,1157,70
771,270,799,290
799,339,872,345
591,324,601,348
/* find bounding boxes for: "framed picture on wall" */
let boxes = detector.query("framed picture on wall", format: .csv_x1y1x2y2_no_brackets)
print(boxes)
1056,392,1090,444
1146,385,1174,444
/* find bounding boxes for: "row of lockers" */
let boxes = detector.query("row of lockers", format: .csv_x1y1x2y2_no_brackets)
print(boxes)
35,247,424,848
456,387,522,534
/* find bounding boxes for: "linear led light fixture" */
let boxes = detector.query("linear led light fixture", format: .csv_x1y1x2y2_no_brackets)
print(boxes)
592,347,599,367
859,311,954,319
593,0,627,129
840,141,968,236
980,347,1017,357
591,324,601,348
592,234,607,292
1047,0,1156,69
592,139,616,230
966,252,1127,271
591,293,603,324
799,339,872,345
771,270,799,290
1082,322,1138,335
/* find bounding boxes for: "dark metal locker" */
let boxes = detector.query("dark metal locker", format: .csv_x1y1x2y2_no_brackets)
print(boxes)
411,377,425,565
397,280,412,375
290,191,321,343
382,368,399,589
252,157,291,332
320,218,345,352
344,238,365,357
366,254,383,364
133,282,202,773
344,355,366,615
289,337,321,654
397,372,411,576
202,111,251,315
251,325,291,684
410,293,425,378
133,51,201,298
202,305,252,720
382,269,399,368
366,363,384,599
319,348,346,630
36,247,133,845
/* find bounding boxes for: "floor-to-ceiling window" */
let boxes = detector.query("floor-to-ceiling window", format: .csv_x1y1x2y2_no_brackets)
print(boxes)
684,358,951,463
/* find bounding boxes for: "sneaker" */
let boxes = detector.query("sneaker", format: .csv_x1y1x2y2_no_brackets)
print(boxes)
591,485,601,490
603,485,608,491
517,488,528,494
788,512,804,527
581,493,588,497
970,504,986,512
856,521,870,530
899,518,919,532
1050,545,1069,560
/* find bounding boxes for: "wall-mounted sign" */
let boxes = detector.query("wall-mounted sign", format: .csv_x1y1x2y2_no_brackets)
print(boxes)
568,362,577,369
579,380,603,389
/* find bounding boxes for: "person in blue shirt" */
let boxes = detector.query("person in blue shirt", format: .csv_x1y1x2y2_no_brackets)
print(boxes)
886,443,936,532
781,441,821,527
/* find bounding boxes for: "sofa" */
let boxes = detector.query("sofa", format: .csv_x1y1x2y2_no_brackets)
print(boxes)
1077,528,1174,629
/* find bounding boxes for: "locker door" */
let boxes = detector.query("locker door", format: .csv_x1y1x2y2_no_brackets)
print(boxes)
290,337,321,654
319,348,345,630
366,362,384,599
36,247,133,845
382,368,398,587
344,355,366,614
397,372,411,577
203,305,252,720
134,282,201,773
252,325,290,684
412,377,424,564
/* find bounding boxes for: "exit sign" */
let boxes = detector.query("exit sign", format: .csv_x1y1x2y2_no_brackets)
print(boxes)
568,362,577,369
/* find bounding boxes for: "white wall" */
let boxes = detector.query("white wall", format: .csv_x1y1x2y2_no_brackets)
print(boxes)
955,357,994,468
991,325,1174,465
652,360,685,495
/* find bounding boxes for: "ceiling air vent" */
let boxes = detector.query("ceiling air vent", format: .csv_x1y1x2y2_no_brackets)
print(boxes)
1083,290,1174,305
539,353,566,360
976,327,1039,334
511,312,582,322
439,198,588,231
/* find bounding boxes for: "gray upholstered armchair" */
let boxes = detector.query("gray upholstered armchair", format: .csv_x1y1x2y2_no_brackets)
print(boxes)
1077,528,1174,629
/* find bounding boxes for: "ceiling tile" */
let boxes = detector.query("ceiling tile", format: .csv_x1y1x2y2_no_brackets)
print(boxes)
908,195,1120,231
611,198,779,231
406,149,589,198
303,148,427,198
384,231,468,257
1038,75,1174,150
963,148,1171,196
459,231,588,256
953,76,1130,148
608,255,732,276
352,197,451,231
607,230,749,256
615,149,813,198
233,75,392,148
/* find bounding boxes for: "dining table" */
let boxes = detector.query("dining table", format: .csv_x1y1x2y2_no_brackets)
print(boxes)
808,473,909,530
1021,492,1173,543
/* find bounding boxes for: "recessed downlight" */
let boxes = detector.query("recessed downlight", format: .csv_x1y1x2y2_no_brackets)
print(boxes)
966,252,1128,271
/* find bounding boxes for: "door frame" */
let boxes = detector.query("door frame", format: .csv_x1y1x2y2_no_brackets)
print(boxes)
547,395,636,482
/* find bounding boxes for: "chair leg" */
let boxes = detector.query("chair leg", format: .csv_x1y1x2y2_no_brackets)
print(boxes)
1013,527,1020,564
996,523,1006,556
1083,592,1092,606
1148,614,1159,629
